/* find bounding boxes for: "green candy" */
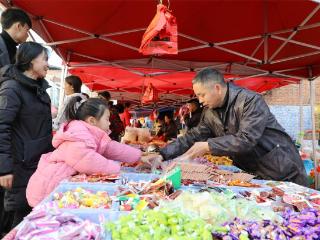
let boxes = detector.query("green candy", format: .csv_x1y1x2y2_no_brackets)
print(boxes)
239,232,250,240
106,208,212,240
202,230,213,240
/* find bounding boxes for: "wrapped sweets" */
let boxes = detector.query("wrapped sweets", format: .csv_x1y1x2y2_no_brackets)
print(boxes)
117,179,181,211
53,187,111,209
202,154,233,166
212,218,288,240
193,156,219,169
212,208,320,240
14,204,102,240
281,208,320,238
69,173,119,183
105,208,213,240
160,191,279,226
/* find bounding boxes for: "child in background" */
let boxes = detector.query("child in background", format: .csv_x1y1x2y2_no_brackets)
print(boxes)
27,98,141,207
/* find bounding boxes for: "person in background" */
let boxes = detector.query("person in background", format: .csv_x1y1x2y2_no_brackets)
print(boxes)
174,114,182,132
0,8,31,236
120,102,132,128
145,117,153,129
27,98,141,207
157,115,178,141
116,102,125,115
51,105,58,119
53,75,87,131
0,42,53,228
184,98,203,130
0,8,31,68
98,91,124,142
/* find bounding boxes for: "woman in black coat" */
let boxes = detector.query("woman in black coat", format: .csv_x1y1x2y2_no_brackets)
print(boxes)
0,42,53,228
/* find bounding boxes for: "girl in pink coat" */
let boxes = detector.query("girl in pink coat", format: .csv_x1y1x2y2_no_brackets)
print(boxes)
26,97,141,207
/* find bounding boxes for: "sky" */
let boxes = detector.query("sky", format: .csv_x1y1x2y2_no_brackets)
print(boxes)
30,30,63,68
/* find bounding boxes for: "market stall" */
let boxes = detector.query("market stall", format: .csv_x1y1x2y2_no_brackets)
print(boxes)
1,0,318,186
1,1,320,239
4,159,320,239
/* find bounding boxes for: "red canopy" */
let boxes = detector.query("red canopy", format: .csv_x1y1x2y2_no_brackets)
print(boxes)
69,65,298,105
2,0,319,102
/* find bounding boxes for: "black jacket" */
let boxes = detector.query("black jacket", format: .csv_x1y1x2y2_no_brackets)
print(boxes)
184,107,203,130
0,35,10,68
0,65,53,211
160,84,308,186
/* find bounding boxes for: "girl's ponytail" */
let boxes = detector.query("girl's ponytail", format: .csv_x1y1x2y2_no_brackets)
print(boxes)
65,97,108,122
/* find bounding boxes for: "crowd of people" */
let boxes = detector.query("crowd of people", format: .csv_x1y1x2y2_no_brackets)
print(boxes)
0,6,310,238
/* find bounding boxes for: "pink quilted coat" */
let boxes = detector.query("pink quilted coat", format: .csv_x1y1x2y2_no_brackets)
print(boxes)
26,120,141,207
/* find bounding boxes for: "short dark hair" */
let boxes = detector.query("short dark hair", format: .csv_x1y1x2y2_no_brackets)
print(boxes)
187,98,200,107
124,102,131,108
98,91,111,100
1,8,32,29
165,114,173,120
108,101,114,108
192,67,226,86
15,42,48,72
65,75,82,93
65,97,108,122
116,103,124,114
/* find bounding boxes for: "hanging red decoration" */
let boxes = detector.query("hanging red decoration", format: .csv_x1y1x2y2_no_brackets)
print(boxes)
139,3,178,55
141,83,159,104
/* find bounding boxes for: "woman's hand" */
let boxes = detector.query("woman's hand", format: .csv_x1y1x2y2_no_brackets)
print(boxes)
0,174,14,189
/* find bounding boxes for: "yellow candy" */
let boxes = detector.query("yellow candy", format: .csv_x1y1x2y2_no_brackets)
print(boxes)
135,199,148,211
127,194,137,198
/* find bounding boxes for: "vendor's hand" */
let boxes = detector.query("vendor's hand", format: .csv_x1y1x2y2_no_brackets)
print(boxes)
174,142,210,162
0,174,14,189
139,154,164,172
141,153,160,164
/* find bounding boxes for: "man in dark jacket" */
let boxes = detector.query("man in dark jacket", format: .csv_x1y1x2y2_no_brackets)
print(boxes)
184,98,203,130
160,68,308,186
0,8,31,236
0,8,31,67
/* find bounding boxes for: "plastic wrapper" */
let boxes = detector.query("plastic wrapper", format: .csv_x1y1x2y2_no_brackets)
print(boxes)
201,154,233,166
160,191,279,226
105,208,212,240
212,208,320,239
53,187,111,209
68,173,119,183
137,128,151,143
122,127,138,143
14,204,102,240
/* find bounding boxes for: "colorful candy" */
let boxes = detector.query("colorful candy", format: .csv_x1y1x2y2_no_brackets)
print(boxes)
53,187,111,209
69,173,119,183
105,208,213,240
212,208,320,240
14,204,102,240
161,191,279,225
